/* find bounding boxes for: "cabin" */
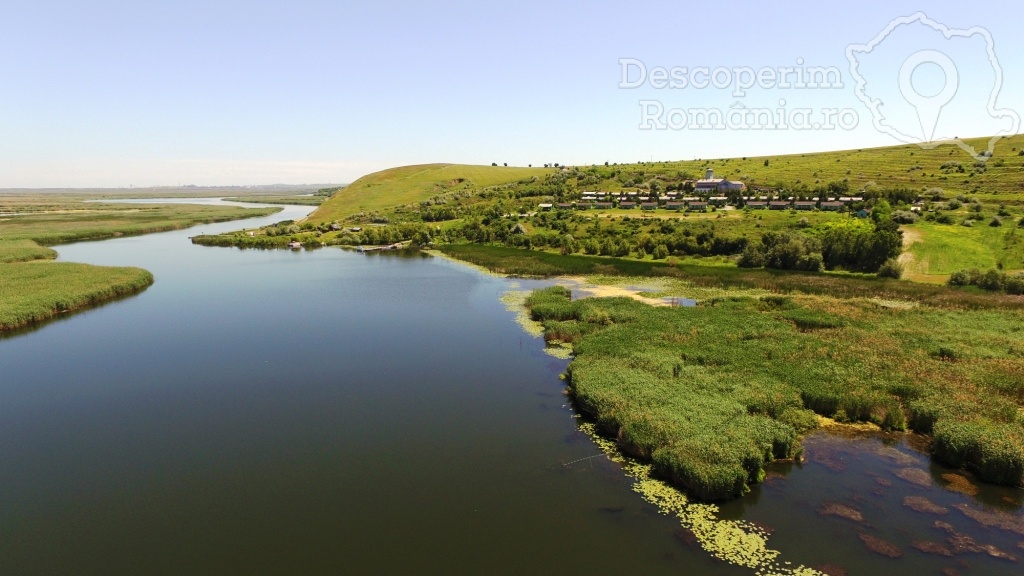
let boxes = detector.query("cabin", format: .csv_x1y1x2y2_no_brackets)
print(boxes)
556,203,573,211
688,201,708,212
665,201,684,211
794,201,816,211
595,202,613,209
856,208,871,218
746,201,767,210
769,201,790,210
538,203,553,211
820,201,844,211
641,202,658,211
709,196,728,206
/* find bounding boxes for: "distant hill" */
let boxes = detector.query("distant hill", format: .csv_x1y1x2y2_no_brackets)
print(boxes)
307,164,552,224
309,136,1024,227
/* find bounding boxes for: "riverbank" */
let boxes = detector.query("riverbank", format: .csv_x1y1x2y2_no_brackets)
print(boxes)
0,262,153,331
0,194,283,332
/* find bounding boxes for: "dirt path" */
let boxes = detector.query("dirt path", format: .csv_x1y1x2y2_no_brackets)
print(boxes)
898,226,924,272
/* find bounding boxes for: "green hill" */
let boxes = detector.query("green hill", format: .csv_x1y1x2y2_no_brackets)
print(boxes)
307,163,553,224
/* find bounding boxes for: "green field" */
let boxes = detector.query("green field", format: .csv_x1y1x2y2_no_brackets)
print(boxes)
902,220,1024,277
0,193,282,331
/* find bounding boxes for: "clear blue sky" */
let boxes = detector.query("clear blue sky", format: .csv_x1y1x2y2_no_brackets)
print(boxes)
2,0,1021,187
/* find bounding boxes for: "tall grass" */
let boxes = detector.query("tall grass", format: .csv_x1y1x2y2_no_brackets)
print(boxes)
527,286,1024,499
0,262,153,330
0,239,57,263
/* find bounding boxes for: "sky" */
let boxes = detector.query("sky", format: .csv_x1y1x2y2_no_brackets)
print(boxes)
1,0,1022,187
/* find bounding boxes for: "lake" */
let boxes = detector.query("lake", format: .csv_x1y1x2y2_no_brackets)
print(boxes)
1,201,1021,575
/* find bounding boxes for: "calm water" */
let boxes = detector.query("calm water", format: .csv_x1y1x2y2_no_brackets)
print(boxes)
1,201,1021,575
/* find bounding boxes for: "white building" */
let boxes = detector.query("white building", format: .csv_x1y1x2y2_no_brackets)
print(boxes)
694,169,745,194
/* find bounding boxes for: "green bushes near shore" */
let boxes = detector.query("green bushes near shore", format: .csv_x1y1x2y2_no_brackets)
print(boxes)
0,262,153,330
526,286,1024,499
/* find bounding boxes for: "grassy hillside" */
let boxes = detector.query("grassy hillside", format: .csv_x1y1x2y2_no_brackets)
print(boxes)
662,134,1024,200
307,163,553,224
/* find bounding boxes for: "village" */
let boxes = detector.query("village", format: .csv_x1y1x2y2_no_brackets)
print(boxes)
536,169,877,213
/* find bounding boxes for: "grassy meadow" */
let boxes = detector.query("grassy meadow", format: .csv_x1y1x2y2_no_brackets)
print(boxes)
0,192,281,331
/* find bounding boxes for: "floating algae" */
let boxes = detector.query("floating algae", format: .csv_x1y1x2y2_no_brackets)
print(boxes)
578,422,824,576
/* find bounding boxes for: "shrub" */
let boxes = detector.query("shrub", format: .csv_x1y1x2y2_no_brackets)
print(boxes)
1005,275,1024,295
947,269,972,286
796,251,823,272
990,216,1003,227
737,245,766,268
877,257,904,279
891,210,919,224
933,420,1024,485
977,268,1005,291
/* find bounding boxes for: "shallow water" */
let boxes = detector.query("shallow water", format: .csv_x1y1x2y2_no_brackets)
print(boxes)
0,201,1020,574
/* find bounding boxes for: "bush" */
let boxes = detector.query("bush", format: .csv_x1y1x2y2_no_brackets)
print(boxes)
1005,275,1024,295
796,251,823,272
737,245,766,268
947,269,972,286
978,268,1005,291
891,210,919,224
877,257,904,279
990,216,1003,227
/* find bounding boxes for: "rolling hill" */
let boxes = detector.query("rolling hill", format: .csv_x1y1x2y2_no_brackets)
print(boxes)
307,163,553,224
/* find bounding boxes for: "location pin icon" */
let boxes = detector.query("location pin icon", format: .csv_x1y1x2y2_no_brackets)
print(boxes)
898,50,959,143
